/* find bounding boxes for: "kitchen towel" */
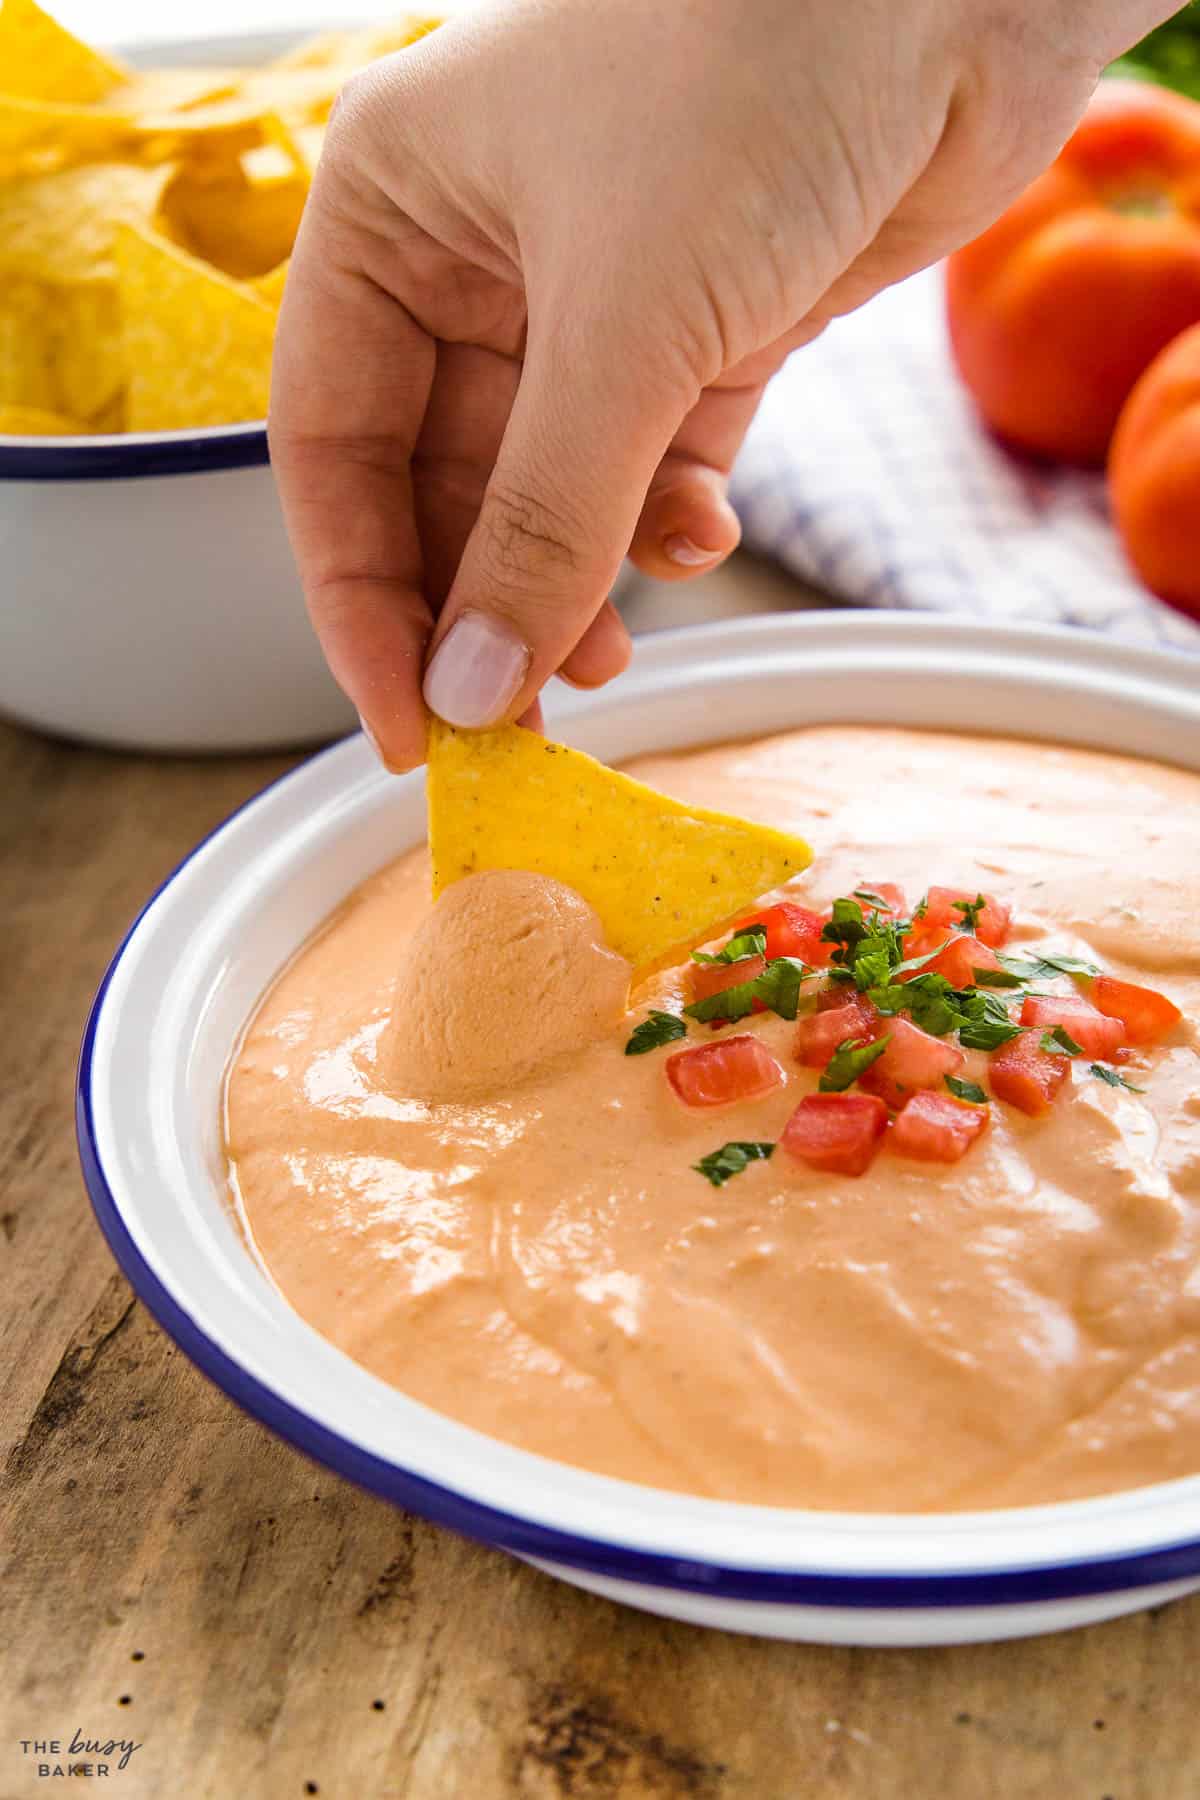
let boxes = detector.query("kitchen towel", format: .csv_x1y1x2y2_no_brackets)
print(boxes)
729,264,1200,653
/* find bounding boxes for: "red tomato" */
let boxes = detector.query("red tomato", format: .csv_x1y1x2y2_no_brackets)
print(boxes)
781,1093,889,1177
688,954,766,1006
947,82,1200,465
857,882,908,918
919,887,1012,949
793,994,879,1068
989,1031,1071,1116
1019,994,1124,1060
889,1091,990,1163
1109,319,1200,619
858,1017,966,1110
1089,974,1183,1045
735,901,831,966
902,933,1005,989
665,1034,785,1108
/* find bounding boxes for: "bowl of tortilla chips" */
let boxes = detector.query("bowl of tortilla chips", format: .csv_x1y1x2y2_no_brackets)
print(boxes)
0,1,442,751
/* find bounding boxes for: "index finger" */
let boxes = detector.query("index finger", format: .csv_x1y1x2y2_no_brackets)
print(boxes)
269,176,436,771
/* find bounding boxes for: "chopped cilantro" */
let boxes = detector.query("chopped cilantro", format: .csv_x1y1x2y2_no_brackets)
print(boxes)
693,1140,776,1188
971,967,1025,988
1040,1025,1083,1057
853,888,891,911
998,951,1100,983
684,956,811,1025
911,895,929,920
1090,1063,1147,1093
819,1034,891,1093
692,926,767,968
624,1010,687,1055
945,1075,988,1105
957,996,1023,1051
952,893,988,933
891,938,955,978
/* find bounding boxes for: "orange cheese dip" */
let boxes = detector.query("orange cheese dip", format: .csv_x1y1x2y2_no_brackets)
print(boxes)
225,728,1200,1511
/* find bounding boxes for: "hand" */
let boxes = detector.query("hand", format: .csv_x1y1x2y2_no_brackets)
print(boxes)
270,0,1174,768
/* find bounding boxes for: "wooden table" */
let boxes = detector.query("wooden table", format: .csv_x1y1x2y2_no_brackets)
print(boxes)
3,557,1197,1800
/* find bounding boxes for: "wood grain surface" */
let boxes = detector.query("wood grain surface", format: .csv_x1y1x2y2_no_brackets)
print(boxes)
3,563,1198,1800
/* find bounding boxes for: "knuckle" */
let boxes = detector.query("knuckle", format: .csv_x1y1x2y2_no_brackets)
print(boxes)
477,481,586,595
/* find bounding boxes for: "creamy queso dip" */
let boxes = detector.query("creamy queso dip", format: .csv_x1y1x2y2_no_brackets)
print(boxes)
225,727,1200,1511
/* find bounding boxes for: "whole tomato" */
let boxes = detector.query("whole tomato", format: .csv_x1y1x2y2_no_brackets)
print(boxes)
1109,318,1200,619
946,81,1200,466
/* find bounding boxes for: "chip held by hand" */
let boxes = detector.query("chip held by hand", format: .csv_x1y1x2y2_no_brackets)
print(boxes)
426,719,813,976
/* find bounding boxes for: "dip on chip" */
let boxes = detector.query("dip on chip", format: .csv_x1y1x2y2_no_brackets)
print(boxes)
0,0,444,435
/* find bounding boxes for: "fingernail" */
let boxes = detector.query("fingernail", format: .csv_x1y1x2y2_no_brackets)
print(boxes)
422,611,530,728
663,533,719,567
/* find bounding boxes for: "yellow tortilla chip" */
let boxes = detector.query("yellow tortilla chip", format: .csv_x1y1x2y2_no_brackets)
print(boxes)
426,720,813,974
270,14,441,71
0,401,85,433
254,259,289,306
115,223,275,431
0,161,168,284
157,128,308,280
0,278,57,410
0,0,126,105
52,280,123,421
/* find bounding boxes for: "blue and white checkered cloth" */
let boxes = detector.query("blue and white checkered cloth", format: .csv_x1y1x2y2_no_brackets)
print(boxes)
729,265,1200,653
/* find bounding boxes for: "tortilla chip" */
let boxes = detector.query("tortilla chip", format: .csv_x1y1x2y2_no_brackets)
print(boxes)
0,401,86,433
0,278,57,409
426,720,814,974
157,129,308,280
0,0,126,105
52,280,123,420
115,223,275,430
270,14,441,71
254,259,289,306
0,161,169,284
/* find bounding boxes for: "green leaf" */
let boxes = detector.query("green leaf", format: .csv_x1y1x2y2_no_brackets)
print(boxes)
853,888,891,910
1040,1025,1083,1057
952,893,987,933
999,951,1100,983
945,1075,988,1105
692,926,767,968
693,1140,776,1188
684,956,812,1025
624,1010,687,1056
819,1034,891,1093
1090,1062,1147,1094
958,1009,1023,1051
971,967,1025,988
891,938,954,978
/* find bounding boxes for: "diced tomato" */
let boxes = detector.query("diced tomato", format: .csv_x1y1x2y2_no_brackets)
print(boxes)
781,1092,889,1177
1089,975,1182,1047
858,882,908,918
665,1034,786,1108
889,1091,990,1164
734,901,832,966
1019,994,1124,1060
793,994,879,1068
857,1017,965,1110
920,886,1012,949
688,954,766,1006
900,933,1005,988
816,980,860,1010
989,1030,1071,1117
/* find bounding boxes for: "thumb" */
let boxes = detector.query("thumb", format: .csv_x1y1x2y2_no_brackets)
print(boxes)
422,318,691,728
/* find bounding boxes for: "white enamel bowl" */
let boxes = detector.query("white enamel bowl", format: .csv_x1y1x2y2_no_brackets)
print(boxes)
0,29,355,754
77,613,1200,1645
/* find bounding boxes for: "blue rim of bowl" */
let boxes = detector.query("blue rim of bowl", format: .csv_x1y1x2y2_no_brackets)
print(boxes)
0,422,268,482
75,739,1200,1612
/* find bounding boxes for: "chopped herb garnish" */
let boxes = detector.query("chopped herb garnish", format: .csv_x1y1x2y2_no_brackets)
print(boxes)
998,951,1100,983
957,995,1024,1051
692,926,767,968
891,938,955,978
693,1140,776,1188
624,1010,687,1056
819,1033,891,1093
952,893,988,933
853,888,891,910
1090,1063,1147,1093
911,896,929,921
1040,1025,1083,1057
684,956,811,1025
945,1075,988,1105
971,967,1025,988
